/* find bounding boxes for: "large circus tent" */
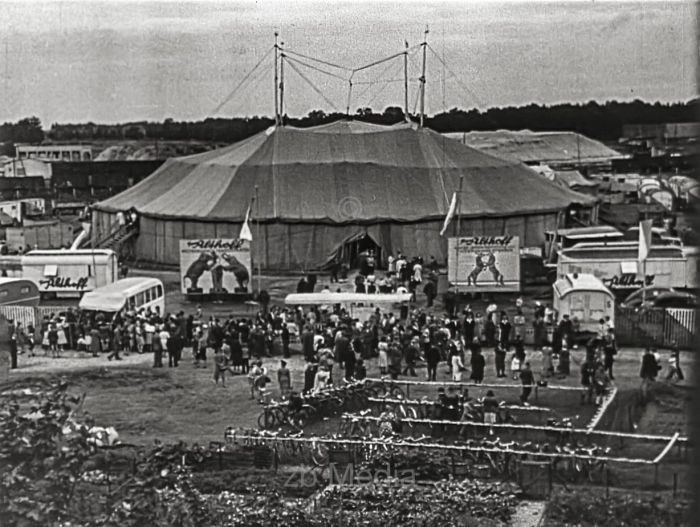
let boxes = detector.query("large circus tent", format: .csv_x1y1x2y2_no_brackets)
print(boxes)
91,120,598,270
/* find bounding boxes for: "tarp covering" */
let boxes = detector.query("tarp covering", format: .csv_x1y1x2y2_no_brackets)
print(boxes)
444,130,624,166
92,120,597,268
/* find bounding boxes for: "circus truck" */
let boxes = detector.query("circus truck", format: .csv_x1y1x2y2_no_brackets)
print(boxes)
556,242,699,293
21,249,118,298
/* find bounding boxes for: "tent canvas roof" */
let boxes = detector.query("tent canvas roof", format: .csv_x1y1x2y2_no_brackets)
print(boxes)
443,129,624,165
95,121,596,223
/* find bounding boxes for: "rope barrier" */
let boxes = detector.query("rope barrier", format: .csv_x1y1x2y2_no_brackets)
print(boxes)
228,433,655,465
339,413,689,443
366,377,584,392
366,396,552,413
653,432,681,464
586,387,618,431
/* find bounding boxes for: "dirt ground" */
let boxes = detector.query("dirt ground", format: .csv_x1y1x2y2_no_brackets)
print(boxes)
8,343,693,446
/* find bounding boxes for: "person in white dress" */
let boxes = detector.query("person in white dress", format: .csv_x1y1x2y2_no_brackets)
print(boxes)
451,352,465,382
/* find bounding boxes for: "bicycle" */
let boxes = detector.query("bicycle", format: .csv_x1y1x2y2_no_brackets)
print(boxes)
339,410,373,437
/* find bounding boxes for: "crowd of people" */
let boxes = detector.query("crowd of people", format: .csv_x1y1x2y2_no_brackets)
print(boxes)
5,258,685,411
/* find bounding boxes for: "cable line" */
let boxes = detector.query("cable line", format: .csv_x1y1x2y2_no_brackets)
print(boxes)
284,56,339,111
283,54,350,81
210,46,274,115
283,48,352,71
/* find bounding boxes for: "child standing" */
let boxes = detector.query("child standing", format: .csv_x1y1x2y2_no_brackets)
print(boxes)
213,347,228,386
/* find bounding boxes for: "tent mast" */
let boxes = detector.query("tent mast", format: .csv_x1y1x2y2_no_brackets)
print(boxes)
419,26,429,127
279,49,285,126
404,40,409,121
274,32,279,125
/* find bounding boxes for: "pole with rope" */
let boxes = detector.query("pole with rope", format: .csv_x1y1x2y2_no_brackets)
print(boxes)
419,27,429,127
454,175,464,294
404,40,409,121
279,49,285,125
255,186,261,296
274,32,279,125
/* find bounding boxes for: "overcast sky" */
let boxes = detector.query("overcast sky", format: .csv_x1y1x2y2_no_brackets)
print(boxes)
0,0,696,124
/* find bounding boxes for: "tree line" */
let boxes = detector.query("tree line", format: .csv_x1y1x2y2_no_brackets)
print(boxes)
0,99,696,151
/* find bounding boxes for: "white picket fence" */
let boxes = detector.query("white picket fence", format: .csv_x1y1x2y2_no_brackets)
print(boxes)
0,305,71,328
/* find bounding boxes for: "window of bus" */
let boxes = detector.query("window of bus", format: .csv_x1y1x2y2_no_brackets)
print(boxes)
145,288,152,303
156,285,163,298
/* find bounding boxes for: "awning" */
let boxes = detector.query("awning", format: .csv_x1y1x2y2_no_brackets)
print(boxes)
285,292,412,305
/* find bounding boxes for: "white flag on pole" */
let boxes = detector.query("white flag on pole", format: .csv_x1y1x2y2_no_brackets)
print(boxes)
440,192,457,236
239,204,253,242
638,219,653,263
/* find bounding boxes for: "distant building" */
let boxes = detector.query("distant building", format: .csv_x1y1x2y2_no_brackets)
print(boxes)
0,198,46,224
622,122,699,143
443,130,625,171
16,144,93,162
0,158,52,180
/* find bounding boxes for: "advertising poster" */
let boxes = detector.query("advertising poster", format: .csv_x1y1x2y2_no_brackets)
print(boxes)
179,239,251,295
448,235,521,292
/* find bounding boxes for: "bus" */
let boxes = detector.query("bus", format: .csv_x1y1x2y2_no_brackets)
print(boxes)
0,278,40,306
78,277,165,321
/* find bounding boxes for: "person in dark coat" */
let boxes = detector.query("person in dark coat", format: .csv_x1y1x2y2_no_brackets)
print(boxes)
354,359,367,381
229,334,243,373
580,357,596,404
281,324,290,358
559,315,574,350
402,338,419,376
301,326,315,362
469,339,485,384
423,280,437,308
463,312,475,344
388,341,403,380
494,344,507,378
426,342,441,381
533,315,546,351
498,313,512,350
640,348,660,401
602,330,617,380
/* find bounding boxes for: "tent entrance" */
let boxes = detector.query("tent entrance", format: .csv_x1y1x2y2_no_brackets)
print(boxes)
343,234,381,269
324,231,382,270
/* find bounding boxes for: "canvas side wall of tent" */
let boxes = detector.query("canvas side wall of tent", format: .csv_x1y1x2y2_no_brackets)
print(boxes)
91,210,563,269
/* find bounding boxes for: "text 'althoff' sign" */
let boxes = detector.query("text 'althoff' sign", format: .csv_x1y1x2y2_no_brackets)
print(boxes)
448,236,521,292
